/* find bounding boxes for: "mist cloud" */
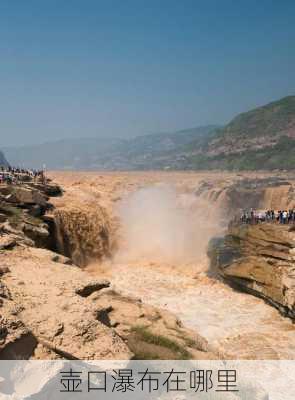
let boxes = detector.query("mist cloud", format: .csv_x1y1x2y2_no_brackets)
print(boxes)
115,185,222,265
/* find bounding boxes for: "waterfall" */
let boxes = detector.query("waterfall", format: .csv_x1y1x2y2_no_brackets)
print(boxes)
53,204,111,267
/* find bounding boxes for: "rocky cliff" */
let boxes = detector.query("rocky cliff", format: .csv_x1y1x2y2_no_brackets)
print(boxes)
0,181,218,360
196,176,295,221
210,223,295,319
1,246,218,360
0,182,62,251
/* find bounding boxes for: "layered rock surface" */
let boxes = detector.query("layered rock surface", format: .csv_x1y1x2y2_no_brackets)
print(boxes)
211,222,295,319
2,171,294,361
0,182,62,251
0,178,217,360
48,171,295,360
0,247,216,360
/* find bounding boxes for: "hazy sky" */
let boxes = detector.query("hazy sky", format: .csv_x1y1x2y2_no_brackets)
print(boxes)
1,0,295,146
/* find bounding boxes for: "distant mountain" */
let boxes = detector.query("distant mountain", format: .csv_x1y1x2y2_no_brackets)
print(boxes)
3,137,124,170
112,125,219,170
208,95,295,156
174,96,295,171
3,125,218,170
0,150,9,167
3,96,295,171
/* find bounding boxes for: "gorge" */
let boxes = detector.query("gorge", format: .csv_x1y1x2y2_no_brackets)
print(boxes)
0,171,295,361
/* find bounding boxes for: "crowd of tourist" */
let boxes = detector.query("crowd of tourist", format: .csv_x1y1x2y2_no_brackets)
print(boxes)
0,166,45,184
240,208,295,224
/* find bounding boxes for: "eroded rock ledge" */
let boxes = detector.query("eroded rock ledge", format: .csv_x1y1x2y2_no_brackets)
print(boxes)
211,223,295,319
0,182,62,250
0,182,218,360
0,247,218,360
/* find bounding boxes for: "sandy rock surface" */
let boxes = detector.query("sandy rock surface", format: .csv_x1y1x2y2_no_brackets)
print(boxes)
1,170,295,361
213,223,295,319
48,171,295,360
1,246,214,360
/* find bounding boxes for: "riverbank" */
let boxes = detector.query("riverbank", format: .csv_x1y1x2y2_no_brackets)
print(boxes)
1,171,295,360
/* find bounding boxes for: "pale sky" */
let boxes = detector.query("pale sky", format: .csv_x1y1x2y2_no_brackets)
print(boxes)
0,0,294,146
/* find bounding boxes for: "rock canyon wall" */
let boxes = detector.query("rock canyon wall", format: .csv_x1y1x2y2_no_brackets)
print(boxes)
1,171,295,362
0,176,217,360
211,223,295,319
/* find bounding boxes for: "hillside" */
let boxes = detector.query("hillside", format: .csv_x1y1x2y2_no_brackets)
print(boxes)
175,96,295,171
223,95,295,138
127,96,295,170
208,95,295,155
3,125,217,170
0,150,9,167
3,96,295,171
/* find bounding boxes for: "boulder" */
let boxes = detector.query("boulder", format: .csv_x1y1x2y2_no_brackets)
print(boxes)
22,223,50,248
211,223,295,319
25,183,62,197
42,184,62,197
6,187,47,207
